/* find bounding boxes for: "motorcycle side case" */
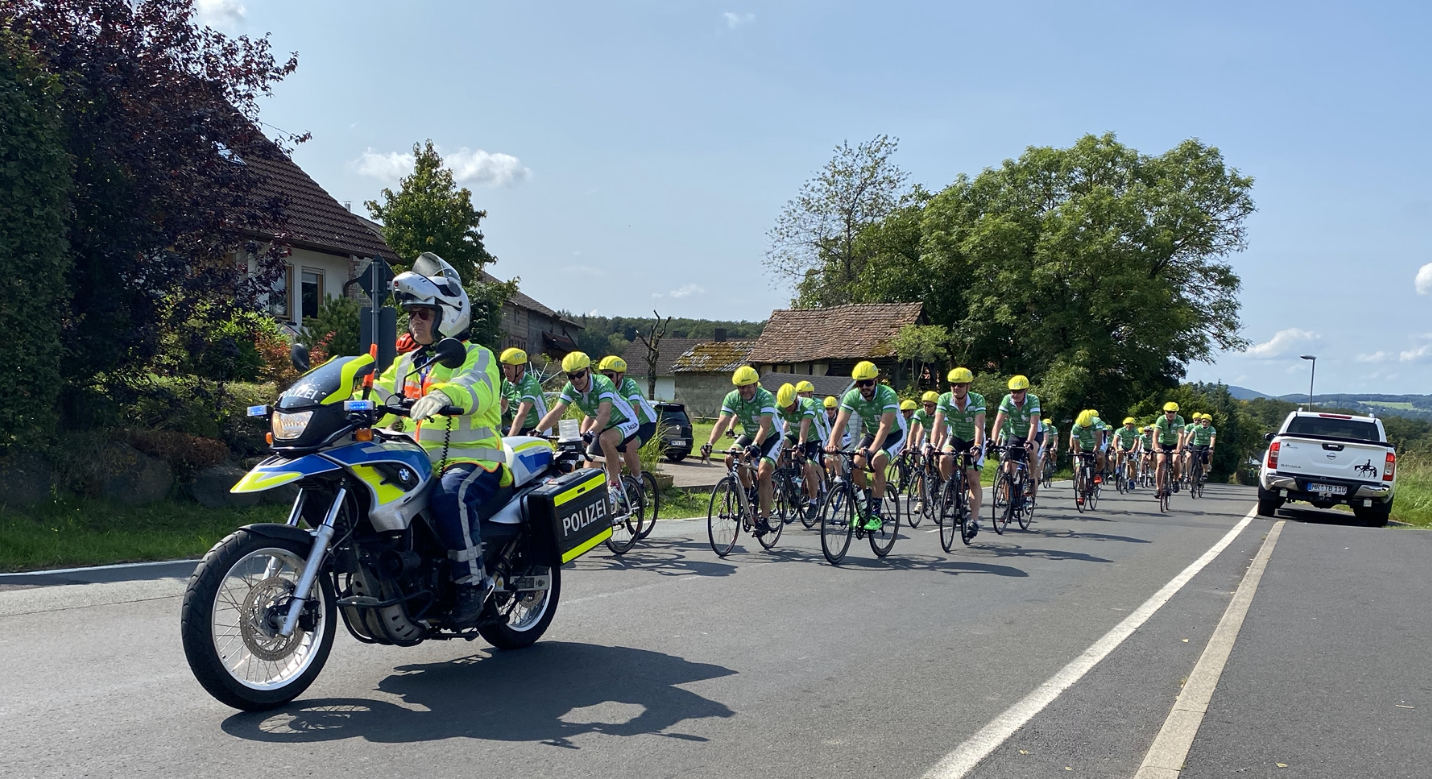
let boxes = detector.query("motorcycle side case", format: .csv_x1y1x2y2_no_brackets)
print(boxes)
527,469,611,565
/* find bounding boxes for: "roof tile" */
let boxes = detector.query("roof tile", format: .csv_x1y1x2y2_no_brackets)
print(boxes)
747,303,924,363
672,341,756,373
245,149,399,261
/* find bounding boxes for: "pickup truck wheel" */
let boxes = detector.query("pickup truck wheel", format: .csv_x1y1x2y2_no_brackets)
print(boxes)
1256,485,1284,518
665,451,688,463
1353,500,1392,528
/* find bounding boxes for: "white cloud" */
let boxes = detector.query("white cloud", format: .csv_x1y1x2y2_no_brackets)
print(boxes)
1356,351,1390,363
1417,262,1432,295
669,284,706,299
1243,328,1322,359
1401,342,1432,363
586,309,600,317
723,11,755,28
195,0,245,27
349,146,530,187
445,148,531,187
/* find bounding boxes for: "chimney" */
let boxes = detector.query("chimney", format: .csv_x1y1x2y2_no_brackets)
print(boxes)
713,328,727,343
343,201,351,212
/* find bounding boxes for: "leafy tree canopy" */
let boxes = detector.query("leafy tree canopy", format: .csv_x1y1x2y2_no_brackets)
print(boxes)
366,140,495,281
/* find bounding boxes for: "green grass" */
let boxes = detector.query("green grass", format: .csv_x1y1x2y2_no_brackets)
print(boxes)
0,497,287,573
1392,455,1432,528
1364,401,1416,410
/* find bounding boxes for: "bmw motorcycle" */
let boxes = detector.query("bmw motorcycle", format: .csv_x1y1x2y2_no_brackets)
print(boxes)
180,339,612,711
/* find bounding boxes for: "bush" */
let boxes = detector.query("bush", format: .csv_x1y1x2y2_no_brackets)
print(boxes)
123,430,229,479
300,295,362,357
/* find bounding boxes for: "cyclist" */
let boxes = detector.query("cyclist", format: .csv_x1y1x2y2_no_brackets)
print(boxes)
499,348,549,437
1068,409,1104,505
1091,414,1113,482
1139,424,1156,482
1153,401,1186,496
534,352,641,494
1188,413,1217,479
988,375,1043,503
1112,417,1141,486
825,361,906,530
597,355,659,486
700,366,783,535
908,392,938,450
795,380,816,401
776,382,826,513
928,367,985,534
1040,418,1060,474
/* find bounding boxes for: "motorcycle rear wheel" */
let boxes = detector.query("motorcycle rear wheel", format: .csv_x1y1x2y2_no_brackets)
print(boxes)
181,529,337,711
479,564,561,650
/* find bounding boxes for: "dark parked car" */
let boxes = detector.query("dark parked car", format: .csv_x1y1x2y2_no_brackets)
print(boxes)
654,402,694,462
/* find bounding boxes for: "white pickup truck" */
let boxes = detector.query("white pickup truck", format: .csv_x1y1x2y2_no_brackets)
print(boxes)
1257,410,1398,525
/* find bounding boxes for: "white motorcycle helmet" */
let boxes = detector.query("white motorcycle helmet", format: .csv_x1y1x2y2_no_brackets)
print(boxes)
392,252,471,339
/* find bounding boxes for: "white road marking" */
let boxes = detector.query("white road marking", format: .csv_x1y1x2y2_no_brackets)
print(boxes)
921,508,1257,779
1134,519,1285,778
0,558,197,577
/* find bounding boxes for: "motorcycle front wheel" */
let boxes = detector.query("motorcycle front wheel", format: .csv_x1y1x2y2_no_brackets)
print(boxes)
181,529,337,711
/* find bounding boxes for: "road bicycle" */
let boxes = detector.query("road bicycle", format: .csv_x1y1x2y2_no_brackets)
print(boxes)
988,444,1035,533
773,446,821,526
935,449,980,551
904,448,937,529
887,448,918,498
1154,446,1178,513
818,450,901,565
1071,451,1099,512
563,440,650,554
1137,454,1155,489
1187,450,1207,499
705,448,783,556
1113,451,1137,494
1040,449,1056,488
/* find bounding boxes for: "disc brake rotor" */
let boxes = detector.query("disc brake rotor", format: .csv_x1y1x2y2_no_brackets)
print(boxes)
240,577,303,661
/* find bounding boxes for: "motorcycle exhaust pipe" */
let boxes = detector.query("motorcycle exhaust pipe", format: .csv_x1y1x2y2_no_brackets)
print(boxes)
378,549,423,579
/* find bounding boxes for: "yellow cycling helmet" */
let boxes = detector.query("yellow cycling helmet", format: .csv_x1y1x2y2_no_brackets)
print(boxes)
598,355,627,373
852,361,879,381
1008,375,1031,390
795,380,815,393
1123,416,1136,425
823,395,839,409
1163,401,1180,412
732,365,760,387
1076,409,1097,427
947,367,974,384
921,391,940,403
561,351,591,373
499,347,528,365
900,399,917,411
776,383,797,407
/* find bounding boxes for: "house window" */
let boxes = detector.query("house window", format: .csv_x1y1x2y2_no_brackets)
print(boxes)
301,269,324,321
268,264,294,321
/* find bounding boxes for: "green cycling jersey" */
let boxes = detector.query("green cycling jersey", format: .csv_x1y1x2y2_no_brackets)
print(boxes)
840,384,903,437
936,391,986,442
721,387,784,439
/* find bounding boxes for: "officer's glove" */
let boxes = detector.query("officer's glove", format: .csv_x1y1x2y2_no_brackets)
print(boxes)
410,390,452,422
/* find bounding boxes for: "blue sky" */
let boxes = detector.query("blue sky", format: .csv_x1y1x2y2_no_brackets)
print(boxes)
207,0,1432,396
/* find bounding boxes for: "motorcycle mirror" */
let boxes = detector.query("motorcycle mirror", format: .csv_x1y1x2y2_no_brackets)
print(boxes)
434,337,467,369
291,343,311,373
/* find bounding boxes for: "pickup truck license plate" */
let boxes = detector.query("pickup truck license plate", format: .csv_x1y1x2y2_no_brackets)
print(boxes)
1308,483,1347,496
670,439,688,447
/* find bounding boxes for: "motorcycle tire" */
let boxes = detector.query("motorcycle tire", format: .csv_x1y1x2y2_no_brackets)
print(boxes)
479,564,562,650
181,528,337,712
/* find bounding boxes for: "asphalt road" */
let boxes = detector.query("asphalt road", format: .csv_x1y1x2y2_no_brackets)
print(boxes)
1,481,1426,778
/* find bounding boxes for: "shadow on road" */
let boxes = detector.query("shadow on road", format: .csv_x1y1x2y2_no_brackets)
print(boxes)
1270,506,1370,529
568,539,738,578
753,545,1029,577
221,642,735,748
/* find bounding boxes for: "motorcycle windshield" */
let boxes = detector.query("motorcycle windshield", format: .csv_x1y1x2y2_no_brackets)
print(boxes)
277,354,376,411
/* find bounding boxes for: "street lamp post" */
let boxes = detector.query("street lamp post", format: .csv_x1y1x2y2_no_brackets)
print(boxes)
1300,354,1317,409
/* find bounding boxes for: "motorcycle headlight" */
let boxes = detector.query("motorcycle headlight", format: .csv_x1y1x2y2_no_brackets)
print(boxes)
272,411,314,440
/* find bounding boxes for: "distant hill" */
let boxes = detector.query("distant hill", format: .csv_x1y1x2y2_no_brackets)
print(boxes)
1226,385,1271,400
1263,393,1432,422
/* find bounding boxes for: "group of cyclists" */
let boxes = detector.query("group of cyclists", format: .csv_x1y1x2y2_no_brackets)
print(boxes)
496,344,1220,555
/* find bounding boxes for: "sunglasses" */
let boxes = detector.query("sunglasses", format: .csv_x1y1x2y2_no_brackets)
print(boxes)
569,369,589,381
408,308,435,321
950,382,970,388
856,380,876,388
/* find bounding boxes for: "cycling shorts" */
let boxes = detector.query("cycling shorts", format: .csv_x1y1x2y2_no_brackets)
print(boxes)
1008,436,1042,459
858,427,905,459
1190,444,1210,464
781,432,823,462
941,435,985,471
621,421,658,454
735,434,781,465
586,419,642,457
1156,442,1178,455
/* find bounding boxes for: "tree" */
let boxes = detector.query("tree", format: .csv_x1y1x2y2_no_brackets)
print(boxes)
5,0,302,423
890,324,951,393
366,140,496,280
633,311,672,399
464,275,517,352
0,30,70,451
765,135,910,307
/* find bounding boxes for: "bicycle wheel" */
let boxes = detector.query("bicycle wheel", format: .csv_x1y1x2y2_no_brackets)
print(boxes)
991,471,1013,535
635,471,660,539
706,477,741,557
959,472,978,547
924,467,942,528
757,479,786,550
1016,470,1034,531
820,484,855,565
606,474,647,554
906,469,924,529
869,488,900,558
938,473,961,553
1087,477,1099,511
1072,465,1087,513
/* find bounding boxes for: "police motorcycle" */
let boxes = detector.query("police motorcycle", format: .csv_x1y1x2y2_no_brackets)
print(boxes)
180,338,613,711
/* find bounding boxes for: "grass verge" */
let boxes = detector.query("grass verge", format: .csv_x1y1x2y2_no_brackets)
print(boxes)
0,498,285,573
1392,455,1432,528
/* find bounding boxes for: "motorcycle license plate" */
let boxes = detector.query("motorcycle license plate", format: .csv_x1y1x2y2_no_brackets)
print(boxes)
1307,483,1347,496
513,575,551,592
